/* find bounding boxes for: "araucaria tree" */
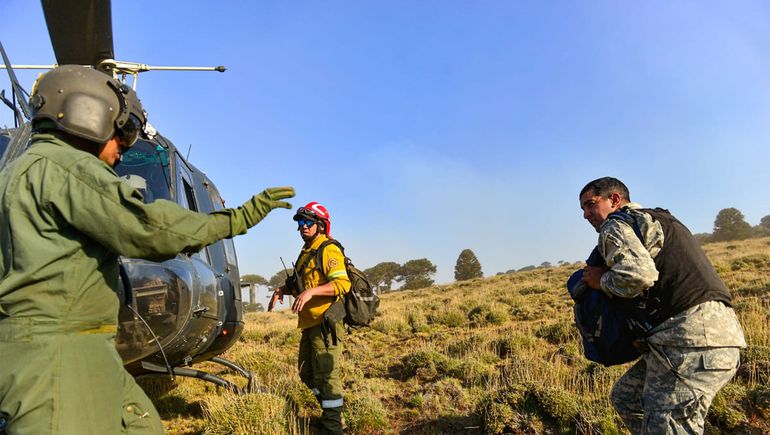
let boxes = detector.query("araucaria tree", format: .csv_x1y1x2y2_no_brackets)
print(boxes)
240,274,267,304
712,207,752,242
398,258,437,290
454,249,483,281
364,261,402,293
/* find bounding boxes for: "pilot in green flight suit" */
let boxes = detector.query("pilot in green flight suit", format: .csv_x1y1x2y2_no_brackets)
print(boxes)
0,65,295,434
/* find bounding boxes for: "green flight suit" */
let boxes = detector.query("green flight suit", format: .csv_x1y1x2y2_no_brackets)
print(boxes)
0,134,282,434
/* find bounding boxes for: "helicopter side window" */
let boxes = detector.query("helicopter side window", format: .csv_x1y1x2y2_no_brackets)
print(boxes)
206,187,238,268
182,179,197,212
115,140,172,203
175,156,212,265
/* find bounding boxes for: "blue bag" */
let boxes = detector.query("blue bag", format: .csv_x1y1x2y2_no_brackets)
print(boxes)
567,212,651,366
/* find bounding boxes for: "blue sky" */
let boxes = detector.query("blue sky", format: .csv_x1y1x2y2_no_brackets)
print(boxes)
3,1,770,305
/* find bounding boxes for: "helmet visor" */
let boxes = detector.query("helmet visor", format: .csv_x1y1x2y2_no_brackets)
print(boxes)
116,114,143,149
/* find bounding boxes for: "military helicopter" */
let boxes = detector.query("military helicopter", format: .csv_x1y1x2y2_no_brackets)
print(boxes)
0,1,254,392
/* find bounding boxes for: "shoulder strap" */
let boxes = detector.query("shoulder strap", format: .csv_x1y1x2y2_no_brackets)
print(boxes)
607,210,644,243
294,247,317,278
314,239,345,272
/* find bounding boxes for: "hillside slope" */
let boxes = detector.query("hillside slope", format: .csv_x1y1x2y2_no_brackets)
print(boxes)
152,238,770,434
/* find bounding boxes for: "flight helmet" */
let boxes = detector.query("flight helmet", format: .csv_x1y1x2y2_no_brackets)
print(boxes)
294,201,331,236
29,65,147,147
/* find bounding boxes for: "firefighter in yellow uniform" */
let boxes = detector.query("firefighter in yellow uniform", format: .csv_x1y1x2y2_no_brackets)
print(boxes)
269,202,350,434
0,66,294,434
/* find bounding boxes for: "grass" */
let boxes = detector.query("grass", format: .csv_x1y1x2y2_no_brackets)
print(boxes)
151,237,770,434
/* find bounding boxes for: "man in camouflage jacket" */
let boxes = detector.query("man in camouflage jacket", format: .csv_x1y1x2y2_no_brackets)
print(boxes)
579,177,746,434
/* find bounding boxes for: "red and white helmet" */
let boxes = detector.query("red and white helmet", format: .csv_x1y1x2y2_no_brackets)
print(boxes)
294,201,331,235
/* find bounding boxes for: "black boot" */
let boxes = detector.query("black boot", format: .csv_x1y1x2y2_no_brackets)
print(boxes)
319,406,343,435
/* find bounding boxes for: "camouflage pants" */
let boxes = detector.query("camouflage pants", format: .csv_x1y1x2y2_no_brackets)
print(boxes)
299,321,344,435
610,345,740,434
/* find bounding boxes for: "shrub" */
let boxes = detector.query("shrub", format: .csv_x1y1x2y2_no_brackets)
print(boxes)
737,345,770,385
446,333,488,357
467,304,510,327
421,378,470,416
708,383,748,430
202,392,296,435
428,309,468,328
400,349,450,380
277,378,321,419
747,385,770,418
509,304,541,321
730,254,770,271
371,316,410,335
520,285,548,295
530,384,580,424
493,334,538,358
448,358,496,387
535,321,579,345
406,394,424,409
406,309,429,333
344,392,389,433
479,382,557,434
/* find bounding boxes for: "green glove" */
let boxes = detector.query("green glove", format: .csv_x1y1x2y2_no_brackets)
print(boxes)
241,186,295,228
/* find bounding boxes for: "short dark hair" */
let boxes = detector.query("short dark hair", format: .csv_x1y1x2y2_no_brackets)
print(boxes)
580,177,630,202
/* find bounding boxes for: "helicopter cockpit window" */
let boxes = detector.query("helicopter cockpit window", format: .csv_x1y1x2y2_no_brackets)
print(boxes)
115,140,172,203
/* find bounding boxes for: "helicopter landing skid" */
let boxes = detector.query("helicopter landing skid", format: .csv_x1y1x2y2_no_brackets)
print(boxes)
139,358,261,394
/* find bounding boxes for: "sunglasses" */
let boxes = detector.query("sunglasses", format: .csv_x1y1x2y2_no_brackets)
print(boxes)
297,220,316,228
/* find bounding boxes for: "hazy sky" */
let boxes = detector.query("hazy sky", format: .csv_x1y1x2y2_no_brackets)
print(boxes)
3,1,770,302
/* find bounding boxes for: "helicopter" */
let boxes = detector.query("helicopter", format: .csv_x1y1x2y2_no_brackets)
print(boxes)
0,0,256,392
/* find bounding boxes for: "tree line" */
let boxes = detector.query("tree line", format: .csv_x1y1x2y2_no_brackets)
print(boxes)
240,249,485,305
241,208,767,307
693,207,770,244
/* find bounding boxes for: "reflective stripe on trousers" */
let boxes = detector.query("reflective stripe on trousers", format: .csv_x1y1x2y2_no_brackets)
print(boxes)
321,397,344,409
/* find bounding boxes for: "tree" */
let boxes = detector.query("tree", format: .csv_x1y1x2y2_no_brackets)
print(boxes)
712,208,752,242
454,249,483,281
268,269,291,291
756,215,770,238
240,273,267,304
364,261,401,293
760,215,770,229
539,261,552,269
397,258,437,290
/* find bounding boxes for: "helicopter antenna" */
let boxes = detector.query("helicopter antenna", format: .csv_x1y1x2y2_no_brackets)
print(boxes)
186,144,192,160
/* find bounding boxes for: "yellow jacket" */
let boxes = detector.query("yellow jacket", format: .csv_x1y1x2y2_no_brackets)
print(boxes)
296,235,351,330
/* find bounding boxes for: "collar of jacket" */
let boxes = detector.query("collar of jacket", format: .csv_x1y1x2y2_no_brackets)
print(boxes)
30,132,65,145
621,202,643,210
303,234,329,252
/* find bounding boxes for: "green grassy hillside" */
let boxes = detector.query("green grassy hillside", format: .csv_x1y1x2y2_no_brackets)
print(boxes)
151,238,770,434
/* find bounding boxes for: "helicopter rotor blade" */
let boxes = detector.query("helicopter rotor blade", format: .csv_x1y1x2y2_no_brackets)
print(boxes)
40,0,114,71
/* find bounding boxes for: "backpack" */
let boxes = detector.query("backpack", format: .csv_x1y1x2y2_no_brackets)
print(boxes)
566,210,653,366
308,239,380,328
